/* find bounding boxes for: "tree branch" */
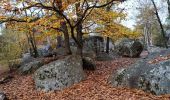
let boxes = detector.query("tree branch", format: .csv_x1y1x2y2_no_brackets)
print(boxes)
0,17,40,24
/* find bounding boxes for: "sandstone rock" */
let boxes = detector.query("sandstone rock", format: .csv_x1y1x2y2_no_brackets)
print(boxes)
110,55,170,95
115,38,143,57
34,55,86,91
71,46,96,59
82,57,96,71
19,59,44,75
96,52,113,61
147,46,166,53
83,50,96,59
21,53,35,64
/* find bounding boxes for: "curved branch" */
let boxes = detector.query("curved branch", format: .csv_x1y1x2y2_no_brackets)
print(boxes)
0,17,40,24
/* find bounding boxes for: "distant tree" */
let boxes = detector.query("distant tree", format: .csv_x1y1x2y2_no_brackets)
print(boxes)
167,0,170,17
135,0,168,48
151,0,168,48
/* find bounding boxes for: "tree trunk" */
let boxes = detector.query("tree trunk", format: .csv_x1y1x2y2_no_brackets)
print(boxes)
167,0,170,17
76,23,83,56
57,0,72,55
105,0,111,53
29,37,38,57
61,21,72,55
75,2,83,57
28,32,38,58
106,37,110,53
25,32,33,55
22,2,39,56
151,0,168,48
32,31,39,57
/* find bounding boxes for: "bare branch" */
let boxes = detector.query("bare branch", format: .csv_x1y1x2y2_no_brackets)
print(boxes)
0,17,40,24
83,22,95,29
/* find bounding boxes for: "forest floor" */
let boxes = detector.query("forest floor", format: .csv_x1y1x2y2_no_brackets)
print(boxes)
1,57,170,100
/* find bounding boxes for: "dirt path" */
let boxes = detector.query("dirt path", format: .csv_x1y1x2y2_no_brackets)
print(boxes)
0,58,170,100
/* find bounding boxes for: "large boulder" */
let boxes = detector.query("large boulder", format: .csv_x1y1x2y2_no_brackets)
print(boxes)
38,49,52,57
21,53,35,64
52,47,67,56
38,44,54,57
146,48,170,60
70,46,96,70
83,50,96,59
95,52,113,61
83,36,104,53
110,53,170,95
71,46,96,59
55,47,66,55
34,55,86,91
82,57,96,71
18,59,44,75
147,46,167,53
115,38,143,57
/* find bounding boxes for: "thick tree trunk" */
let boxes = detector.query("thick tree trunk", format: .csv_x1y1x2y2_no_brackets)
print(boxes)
63,33,72,55
151,0,168,48
61,22,72,55
57,0,72,55
76,24,83,56
77,45,83,56
106,37,110,53
75,2,83,57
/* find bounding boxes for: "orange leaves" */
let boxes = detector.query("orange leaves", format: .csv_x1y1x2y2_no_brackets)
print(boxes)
1,57,169,99
93,9,125,23
0,16,6,20
148,54,170,64
36,15,62,28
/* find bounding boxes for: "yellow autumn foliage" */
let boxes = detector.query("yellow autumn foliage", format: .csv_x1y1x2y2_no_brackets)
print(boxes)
88,8,140,41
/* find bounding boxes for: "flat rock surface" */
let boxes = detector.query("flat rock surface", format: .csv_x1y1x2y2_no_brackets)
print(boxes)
1,58,170,100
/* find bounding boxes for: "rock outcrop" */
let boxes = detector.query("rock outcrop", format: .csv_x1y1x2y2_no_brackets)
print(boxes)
115,38,143,57
19,59,44,75
34,55,86,91
110,50,170,95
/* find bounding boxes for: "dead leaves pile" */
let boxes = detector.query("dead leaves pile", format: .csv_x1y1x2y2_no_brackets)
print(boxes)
148,54,170,64
1,58,170,100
